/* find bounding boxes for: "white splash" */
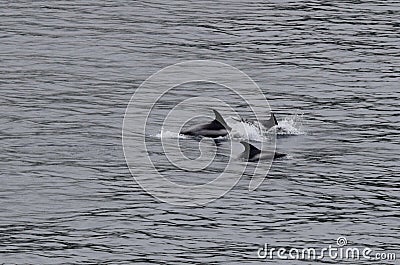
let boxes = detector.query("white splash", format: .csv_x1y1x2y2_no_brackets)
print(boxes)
227,117,264,142
275,113,305,136
154,129,187,139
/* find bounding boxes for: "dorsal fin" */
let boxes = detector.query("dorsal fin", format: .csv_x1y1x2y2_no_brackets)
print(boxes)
261,113,278,130
240,141,261,159
271,113,278,126
212,109,231,131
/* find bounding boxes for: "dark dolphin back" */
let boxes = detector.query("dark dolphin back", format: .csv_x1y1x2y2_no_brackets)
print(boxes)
205,120,225,130
180,109,230,137
240,141,286,161
240,141,261,160
212,109,231,131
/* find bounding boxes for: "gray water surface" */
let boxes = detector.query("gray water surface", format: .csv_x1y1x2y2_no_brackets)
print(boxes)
1,1,400,264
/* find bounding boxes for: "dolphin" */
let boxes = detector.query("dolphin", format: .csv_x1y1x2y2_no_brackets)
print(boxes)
240,141,286,161
260,113,278,131
232,113,278,131
180,109,231,138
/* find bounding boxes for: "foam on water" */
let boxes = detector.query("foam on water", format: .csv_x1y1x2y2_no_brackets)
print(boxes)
228,113,305,141
228,118,264,142
275,113,305,136
154,129,187,139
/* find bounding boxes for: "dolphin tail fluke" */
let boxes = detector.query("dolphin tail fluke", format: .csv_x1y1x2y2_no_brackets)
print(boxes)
212,109,231,131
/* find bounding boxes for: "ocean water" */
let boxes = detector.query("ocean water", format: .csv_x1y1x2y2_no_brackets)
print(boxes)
1,1,399,264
